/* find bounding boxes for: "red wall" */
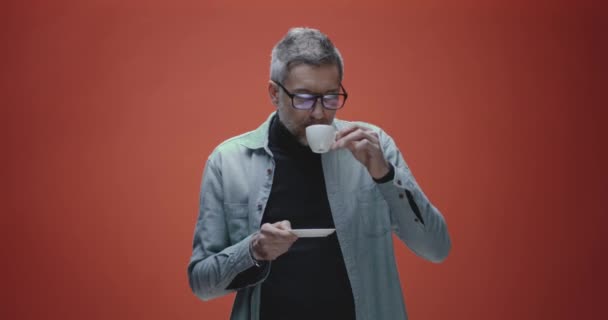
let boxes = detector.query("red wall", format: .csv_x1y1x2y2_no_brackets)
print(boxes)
3,1,606,319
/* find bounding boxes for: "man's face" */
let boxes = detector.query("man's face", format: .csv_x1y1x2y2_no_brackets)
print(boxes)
269,63,341,145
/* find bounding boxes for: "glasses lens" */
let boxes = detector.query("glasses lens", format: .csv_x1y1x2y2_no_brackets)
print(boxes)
293,94,316,109
323,95,345,109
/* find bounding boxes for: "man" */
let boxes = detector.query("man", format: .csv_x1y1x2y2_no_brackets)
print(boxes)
188,27,451,320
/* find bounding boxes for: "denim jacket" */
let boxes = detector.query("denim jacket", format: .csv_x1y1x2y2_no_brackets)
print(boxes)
188,112,451,320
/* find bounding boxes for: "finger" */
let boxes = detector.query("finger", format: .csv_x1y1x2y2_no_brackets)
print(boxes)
335,125,361,140
264,221,296,239
276,228,297,239
260,223,275,232
338,128,378,145
334,126,359,150
336,125,377,140
274,221,299,240
333,128,379,149
275,220,292,230
352,139,374,153
260,223,281,237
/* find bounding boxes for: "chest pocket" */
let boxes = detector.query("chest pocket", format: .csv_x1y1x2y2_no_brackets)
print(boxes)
224,203,250,245
355,186,391,237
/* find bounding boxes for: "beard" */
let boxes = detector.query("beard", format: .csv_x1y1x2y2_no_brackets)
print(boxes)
280,115,309,146
276,110,331,146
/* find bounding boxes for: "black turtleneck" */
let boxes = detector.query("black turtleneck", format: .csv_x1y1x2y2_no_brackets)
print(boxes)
257,115,355,320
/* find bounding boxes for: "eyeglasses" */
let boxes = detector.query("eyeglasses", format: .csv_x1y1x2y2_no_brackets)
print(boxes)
274,81,348,110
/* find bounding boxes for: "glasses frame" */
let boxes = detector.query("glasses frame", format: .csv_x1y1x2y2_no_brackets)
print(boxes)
274,81,348,110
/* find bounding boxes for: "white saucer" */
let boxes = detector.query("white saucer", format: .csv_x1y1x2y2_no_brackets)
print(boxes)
290,228,336,238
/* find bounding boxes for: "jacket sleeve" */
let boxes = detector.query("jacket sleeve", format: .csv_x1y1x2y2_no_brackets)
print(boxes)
187,155,270,301
376,129,452,263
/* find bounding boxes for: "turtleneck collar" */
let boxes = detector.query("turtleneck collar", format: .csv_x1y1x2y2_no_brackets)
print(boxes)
268,114,317,157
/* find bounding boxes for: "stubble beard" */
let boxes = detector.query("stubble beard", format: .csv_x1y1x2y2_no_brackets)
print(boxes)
277,111,309,146
284,119,309,146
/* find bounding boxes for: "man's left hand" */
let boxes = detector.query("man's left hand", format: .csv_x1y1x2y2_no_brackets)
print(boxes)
332,125,390,179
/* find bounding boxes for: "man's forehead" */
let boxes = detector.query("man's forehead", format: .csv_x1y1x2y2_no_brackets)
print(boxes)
284,64,341,90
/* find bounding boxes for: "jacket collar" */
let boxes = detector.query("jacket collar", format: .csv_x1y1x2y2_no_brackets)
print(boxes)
238,112,275,150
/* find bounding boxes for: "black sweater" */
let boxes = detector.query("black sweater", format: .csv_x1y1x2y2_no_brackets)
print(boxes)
259,115,355,320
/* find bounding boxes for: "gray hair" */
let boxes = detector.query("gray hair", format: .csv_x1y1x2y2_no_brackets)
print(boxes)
270,27,344,83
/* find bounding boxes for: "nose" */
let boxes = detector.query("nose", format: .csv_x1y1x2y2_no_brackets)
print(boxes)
310,98,325,120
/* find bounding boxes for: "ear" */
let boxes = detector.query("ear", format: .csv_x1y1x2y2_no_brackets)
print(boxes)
268,81,279,107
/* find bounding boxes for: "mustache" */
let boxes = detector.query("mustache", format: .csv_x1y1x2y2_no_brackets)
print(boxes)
306,120,332,126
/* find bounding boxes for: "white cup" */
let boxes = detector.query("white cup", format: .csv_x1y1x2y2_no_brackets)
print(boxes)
305,124,337,154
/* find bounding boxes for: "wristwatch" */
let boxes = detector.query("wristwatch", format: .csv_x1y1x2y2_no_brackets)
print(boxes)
249,239,264,267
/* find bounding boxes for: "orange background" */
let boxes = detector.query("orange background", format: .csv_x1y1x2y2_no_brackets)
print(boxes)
3,0,606,319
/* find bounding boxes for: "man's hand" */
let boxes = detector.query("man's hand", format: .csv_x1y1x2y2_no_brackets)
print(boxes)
332,125,390,179
251,220,298,261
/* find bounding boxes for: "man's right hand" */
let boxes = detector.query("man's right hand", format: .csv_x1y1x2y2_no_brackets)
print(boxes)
251,220,298,261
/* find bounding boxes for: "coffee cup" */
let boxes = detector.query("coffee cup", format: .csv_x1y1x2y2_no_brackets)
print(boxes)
305,124,337,154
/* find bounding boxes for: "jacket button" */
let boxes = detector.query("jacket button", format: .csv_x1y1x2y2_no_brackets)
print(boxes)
414,218,419,223
397,179,402,186
267,168,272,175
399,193,404,199
257,204,263,211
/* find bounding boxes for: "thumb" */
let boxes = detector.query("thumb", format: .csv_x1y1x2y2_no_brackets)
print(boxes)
275,220,292,230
